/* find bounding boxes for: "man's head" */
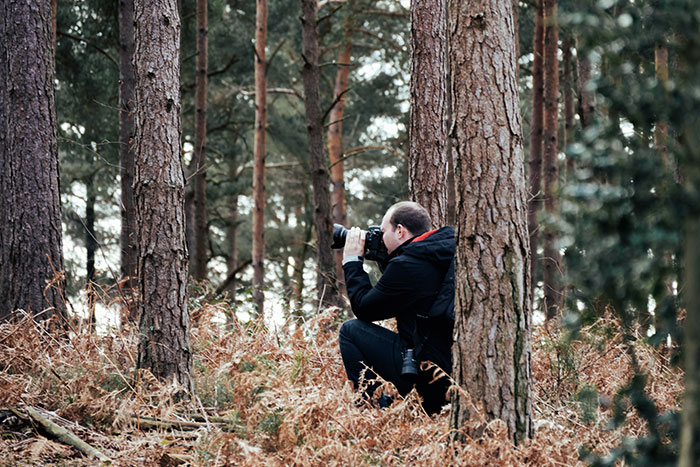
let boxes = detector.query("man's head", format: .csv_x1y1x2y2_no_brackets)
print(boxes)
380,201,432,254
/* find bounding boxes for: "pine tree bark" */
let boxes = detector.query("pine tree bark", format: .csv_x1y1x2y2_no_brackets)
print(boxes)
528,0,544,301
328,42,352,295
192,0,209,282
542,0,561,322
300,0,341,308
409,0,448,227
654,45,668,167
448,0,532,444
119,0,138,322
0,0,67,322
252,0,268,315
133,0,193,391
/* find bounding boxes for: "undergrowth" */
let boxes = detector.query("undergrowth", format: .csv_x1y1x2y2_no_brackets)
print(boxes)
0,304,683,466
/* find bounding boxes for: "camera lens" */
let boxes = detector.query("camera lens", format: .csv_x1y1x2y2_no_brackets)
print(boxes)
331,224,347,249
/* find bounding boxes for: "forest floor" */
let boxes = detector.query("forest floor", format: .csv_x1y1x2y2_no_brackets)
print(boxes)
0,302,683,466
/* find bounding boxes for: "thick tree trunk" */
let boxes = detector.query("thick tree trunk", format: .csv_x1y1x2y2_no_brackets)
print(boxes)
542,0,561,322
409,0,448,227
680,218,700,466
192,0,209,282
119,0,138,322
563,35,575,178
448,0,532,444
252,0,268,315
0,0,67,323
328,42,352,296
133,0,193,392
528,0,544,305
300,0,341,309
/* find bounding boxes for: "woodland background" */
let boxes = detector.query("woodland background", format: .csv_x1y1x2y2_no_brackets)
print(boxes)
1,0,700,465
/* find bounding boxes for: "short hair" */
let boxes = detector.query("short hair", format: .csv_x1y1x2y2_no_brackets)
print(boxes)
387,201,432,235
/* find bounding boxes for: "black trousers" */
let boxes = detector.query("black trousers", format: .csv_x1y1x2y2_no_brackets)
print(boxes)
339,319,451,415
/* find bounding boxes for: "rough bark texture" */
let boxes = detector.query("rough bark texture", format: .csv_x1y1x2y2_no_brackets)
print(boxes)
119,0,138,321
527,0,544,301
133,0,193,392
680,218,700,466
0,0,67,322
328,43,352,294
252,0,268,315
409,0,448,227
447,0,532,444
300,0,341,308
542,0,561,321
562,35,575,178
192,0,209,282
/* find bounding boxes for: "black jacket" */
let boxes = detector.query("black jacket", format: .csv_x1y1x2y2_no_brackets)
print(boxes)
342,226,455,374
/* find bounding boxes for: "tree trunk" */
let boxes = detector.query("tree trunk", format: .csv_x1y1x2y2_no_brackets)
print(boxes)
133,0,193,392
563,35,575,178
542,0,561,322
528,0,544,306
0,0,67,323
680,217,700,466
409,0,448,227
300,0,341,309
654,45,668,168
119,0,138,322
86,175,97,284
252,0,268,315
328,42,352,296
448,0,532,444
192,0,209,282
576,40,594,128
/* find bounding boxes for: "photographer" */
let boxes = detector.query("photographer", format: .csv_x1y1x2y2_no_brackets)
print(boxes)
338,201,454,415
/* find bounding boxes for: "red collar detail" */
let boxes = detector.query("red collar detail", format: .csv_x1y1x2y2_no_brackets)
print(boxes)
411,228,439,243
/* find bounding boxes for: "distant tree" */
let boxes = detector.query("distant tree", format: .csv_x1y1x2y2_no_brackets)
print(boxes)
252,0,268,315
528,0,544,305
562,35,575,177
542,0,562,321
409,0,448,227
0,0,67,323
133,0,193,391
300,0,341,308
448,0,532,444
192,0,209,282
119,0,138,321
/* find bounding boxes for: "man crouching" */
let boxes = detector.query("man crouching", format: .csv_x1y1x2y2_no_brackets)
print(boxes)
338,201,454,415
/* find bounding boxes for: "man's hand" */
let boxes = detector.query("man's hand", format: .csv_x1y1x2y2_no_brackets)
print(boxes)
343,227,366,259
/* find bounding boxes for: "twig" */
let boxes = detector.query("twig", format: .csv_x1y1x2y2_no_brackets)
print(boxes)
23,406,111,463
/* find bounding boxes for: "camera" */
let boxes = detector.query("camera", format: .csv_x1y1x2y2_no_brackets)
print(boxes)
331,224,389,263
401,348,418,380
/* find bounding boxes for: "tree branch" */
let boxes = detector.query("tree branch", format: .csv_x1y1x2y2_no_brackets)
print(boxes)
57,31,118,68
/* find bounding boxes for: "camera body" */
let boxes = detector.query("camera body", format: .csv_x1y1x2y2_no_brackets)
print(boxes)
331,224,389,263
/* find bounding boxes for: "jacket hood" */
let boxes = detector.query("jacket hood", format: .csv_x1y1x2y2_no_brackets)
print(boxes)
398,226,455,267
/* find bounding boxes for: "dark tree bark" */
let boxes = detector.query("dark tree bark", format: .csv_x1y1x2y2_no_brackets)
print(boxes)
119,0,138,322
542,0,562,321
300,0,341,308
409,0,448,227
448,0,532,444
252,0,268,315
0,0,67,323
133,0,193,391
654,45,668,167
86,175,97,284
528,0,544,307
192,0,209,282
